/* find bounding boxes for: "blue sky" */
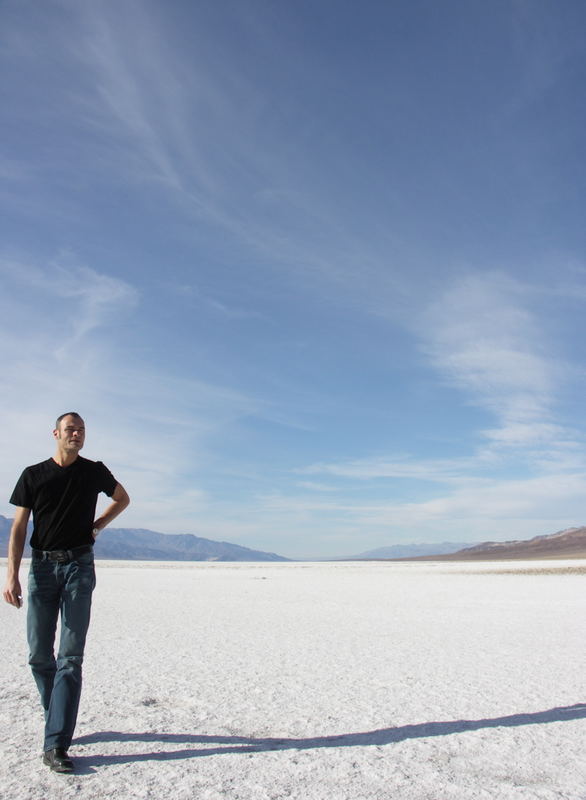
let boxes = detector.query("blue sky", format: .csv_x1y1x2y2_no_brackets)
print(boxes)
1,0,585,558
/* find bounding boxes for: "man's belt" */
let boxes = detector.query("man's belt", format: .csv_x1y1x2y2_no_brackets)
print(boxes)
31,544,93,563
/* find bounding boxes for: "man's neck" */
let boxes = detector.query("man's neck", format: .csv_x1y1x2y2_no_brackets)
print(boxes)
53,449,80,468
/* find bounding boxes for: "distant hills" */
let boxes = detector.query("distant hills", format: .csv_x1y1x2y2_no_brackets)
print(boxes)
427,527,586,561
348,528,586,562
93,528,290,562
347,541,472,560
1,515,586,561
0,516,289,562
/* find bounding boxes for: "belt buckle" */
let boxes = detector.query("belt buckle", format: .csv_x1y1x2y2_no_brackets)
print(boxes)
51,550,70,564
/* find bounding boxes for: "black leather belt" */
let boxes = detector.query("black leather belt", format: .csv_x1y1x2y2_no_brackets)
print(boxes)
31,545,93,563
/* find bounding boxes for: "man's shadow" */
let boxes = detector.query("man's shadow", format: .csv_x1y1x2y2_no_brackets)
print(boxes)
72,703,586,771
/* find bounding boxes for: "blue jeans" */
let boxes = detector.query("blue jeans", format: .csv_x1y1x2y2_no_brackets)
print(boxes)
27,551,96,751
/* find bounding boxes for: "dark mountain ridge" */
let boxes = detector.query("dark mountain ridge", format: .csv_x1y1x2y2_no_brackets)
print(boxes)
0,516,289,562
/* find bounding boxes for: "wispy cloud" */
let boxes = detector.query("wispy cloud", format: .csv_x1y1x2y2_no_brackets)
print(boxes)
342,471,586,547
0,253,139,357
0,251,135,345
0,251,262,533
71,2,273,213
296,481,341,493
288,268,586,551
299,455,486,485
167,282,264,320
40,2,395,301
414,272,572,450
76,3,188,193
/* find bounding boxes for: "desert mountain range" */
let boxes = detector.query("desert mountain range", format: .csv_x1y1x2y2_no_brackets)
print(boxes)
1,516,585,561
415,527,586,561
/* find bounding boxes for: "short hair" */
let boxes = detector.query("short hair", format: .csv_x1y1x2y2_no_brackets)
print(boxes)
55,412,84,429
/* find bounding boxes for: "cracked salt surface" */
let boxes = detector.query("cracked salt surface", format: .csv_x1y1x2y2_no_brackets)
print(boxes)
1,560,585,799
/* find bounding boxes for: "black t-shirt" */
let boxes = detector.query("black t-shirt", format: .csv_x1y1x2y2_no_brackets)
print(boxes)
10,456,118,550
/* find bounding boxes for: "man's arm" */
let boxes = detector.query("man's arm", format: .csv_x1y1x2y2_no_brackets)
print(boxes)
3,506,31,608
92,483,130,537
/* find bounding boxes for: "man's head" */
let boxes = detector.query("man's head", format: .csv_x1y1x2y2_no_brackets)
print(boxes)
53,412,85,453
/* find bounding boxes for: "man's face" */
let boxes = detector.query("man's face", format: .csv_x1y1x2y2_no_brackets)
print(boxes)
54,415,85,451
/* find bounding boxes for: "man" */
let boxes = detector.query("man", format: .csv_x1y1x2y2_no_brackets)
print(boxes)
3,412,129,773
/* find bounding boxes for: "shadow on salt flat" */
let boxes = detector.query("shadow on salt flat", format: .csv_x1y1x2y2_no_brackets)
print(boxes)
72,704,586,770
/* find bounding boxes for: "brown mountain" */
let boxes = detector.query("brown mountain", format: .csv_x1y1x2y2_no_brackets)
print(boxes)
430,527,586,561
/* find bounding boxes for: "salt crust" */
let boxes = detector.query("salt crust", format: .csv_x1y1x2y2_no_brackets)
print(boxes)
1,560,585,800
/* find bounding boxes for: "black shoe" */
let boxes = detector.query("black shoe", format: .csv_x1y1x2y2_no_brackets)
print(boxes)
43,748,74,773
